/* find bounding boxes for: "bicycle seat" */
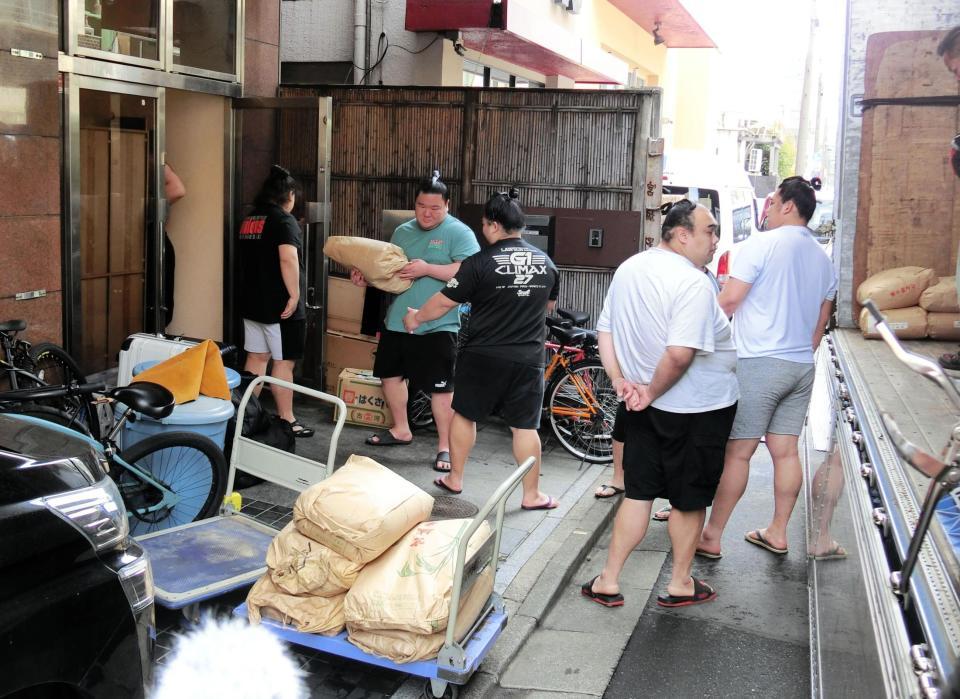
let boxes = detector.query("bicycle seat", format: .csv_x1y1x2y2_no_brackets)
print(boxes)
110,382,175,420
545,316,572,330
557,309,590,327
0,320,26,333
553,326,587,347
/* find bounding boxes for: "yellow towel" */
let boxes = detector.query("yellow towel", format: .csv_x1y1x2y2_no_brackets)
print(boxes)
132,340,231,404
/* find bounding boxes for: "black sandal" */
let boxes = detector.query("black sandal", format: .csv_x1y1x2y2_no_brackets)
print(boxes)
656,577,717,608
580,576,624,607
288,420,314,438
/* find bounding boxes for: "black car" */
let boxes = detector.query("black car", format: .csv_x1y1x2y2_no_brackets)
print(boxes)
0,414,154,698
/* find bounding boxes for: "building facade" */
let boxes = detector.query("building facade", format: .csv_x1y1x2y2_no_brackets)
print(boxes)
0,0,281,373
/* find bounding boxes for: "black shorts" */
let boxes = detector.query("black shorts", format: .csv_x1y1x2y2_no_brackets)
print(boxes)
611,401,627,442
372,329,456,393
622,402,737,511
452,351,543,430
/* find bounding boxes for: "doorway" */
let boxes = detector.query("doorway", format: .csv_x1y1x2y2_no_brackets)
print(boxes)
65,76,162,374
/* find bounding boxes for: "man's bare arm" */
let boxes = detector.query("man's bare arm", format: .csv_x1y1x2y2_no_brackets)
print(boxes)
398,260,463,282
812,298,833,349
641,346,697,408
717,278,752,317
598,331,640,406
278,244,300,319
403,292,459,333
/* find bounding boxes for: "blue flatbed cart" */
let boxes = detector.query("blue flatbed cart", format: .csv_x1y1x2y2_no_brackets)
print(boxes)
233,457,534,699
136,376,345,623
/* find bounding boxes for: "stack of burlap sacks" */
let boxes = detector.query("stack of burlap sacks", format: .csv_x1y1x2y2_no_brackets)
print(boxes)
857,267,960,340
245,455,494,663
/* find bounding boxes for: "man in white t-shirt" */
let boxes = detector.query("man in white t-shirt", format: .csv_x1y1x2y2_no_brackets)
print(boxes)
581,200,739,610
698,176,837,559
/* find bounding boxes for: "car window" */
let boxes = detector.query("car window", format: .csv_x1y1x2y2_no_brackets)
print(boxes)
732,205,753,243
663,185,721,235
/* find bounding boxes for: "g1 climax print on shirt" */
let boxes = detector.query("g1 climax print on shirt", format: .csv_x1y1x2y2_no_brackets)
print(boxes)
493,247,550,293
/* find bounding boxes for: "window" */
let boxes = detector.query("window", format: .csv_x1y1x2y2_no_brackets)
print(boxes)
461,59,542,89
172,0,237,77
78,0,160,62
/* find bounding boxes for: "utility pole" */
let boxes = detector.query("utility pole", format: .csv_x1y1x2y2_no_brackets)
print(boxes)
795,0,818,177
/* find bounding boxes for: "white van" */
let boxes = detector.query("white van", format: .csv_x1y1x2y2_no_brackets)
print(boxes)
661,156,761,287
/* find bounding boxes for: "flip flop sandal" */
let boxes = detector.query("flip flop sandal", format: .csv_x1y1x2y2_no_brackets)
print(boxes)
581,576,624,607
695,548,723,560
433,476,461,495
521,496,559,511
652,505,672,521
744,529,788,555
657,577,717,608
433,450,452,472
594,484,625,499
288,420,314,438
811,543,848,560
365,430,413,447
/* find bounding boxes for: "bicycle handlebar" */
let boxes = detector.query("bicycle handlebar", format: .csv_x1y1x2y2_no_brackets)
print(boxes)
0,381,107,403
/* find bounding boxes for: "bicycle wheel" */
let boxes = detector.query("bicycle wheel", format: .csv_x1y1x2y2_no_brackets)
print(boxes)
116,431,227,536
546,360,617,464
407,390,435,429
28,343,98,438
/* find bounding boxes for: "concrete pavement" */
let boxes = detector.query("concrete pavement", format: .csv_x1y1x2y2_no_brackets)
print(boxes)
155,391,810,698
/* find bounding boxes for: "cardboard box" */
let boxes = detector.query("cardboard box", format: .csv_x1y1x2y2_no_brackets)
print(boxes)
336,369,394,428
327,277,365,335
324,331,377,394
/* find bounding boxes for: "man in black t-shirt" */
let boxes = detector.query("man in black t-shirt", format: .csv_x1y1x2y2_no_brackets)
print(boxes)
237,166,312,437
404,191,560,510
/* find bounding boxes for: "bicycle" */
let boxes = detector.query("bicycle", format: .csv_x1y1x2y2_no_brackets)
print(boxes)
542,312,616,465
0,380,227,536
0,320,98,435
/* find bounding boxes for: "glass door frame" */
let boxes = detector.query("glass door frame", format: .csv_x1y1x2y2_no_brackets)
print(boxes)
63,74,166,358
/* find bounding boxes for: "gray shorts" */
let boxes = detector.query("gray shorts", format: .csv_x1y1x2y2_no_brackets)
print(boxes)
729,357,815,439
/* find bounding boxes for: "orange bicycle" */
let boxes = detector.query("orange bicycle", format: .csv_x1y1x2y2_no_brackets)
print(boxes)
543,312,616,464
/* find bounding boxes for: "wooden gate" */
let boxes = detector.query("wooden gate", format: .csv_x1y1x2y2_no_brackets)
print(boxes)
279,85,661,323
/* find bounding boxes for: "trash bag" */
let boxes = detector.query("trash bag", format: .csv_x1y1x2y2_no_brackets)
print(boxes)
225,372,295,486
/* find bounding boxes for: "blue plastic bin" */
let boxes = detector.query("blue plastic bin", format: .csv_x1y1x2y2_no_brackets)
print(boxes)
119,361,238,451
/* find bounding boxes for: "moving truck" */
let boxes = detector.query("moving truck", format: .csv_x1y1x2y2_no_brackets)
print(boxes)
809,2,960,696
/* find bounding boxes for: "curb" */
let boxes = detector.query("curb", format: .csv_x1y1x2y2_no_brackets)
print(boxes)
465,470,619,698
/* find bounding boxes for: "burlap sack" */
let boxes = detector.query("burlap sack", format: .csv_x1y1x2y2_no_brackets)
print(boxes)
346,566,494,663
927,313,960,340
859,306,928,340
856,266,937,311
919,277,960,313
344,518,493,635
323,236,412,294
246,573,345,635
267,523,363,597
293,454,434,564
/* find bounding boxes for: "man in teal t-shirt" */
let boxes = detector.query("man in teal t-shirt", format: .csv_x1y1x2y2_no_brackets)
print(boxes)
350,173,479,471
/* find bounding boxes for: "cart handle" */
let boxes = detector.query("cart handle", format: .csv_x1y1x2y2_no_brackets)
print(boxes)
443,456,536,651
227,375,346,494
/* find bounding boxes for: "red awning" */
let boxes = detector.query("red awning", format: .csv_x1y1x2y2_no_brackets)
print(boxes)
607,0,715,49
405,0,626,83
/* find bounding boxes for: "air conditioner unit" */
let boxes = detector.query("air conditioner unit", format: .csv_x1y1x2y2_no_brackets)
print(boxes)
748,148,763,174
